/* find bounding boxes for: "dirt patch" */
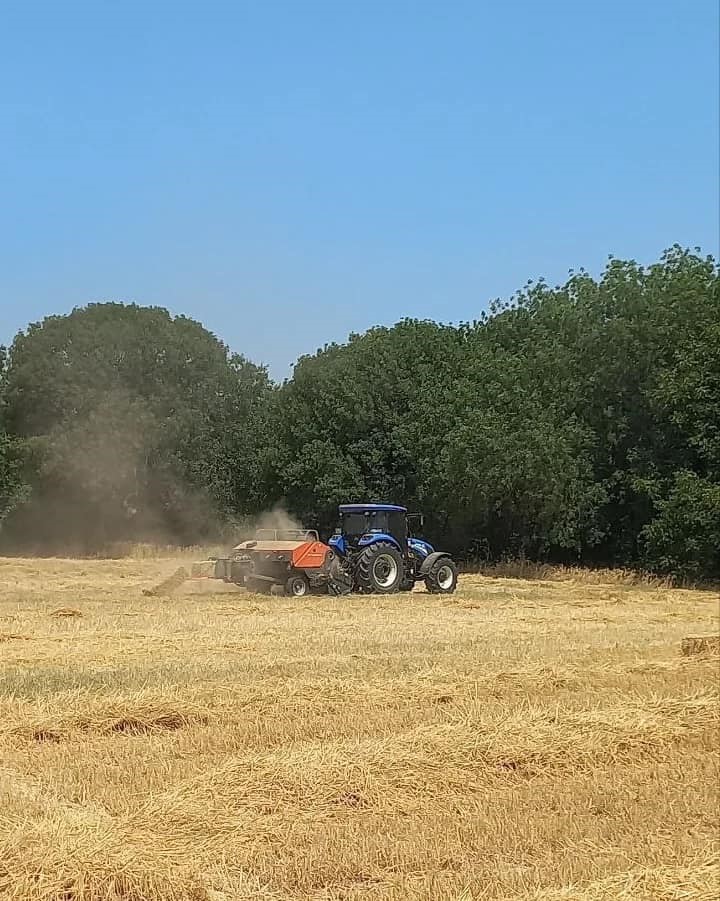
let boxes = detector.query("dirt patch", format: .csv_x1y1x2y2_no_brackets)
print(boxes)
682,635,720,656
334,790,370,808
31,729,62,743
106,712,198,735
496,758,535,778
49,607,83,618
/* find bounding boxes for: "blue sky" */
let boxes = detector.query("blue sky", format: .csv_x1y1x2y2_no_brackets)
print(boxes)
1,0,717,378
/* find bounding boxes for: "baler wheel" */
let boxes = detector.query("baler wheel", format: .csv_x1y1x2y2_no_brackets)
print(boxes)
285,573,310,597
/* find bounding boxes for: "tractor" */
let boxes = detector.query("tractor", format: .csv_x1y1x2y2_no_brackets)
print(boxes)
196,503,458,597
327,503,458,595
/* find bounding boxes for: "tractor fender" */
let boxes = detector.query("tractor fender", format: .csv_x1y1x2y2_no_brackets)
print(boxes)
419,551,453,576
357,532,402,552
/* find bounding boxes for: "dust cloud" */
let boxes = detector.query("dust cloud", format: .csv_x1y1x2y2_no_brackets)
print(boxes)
2,384,308,556
1,390,226,556
254,506,305,535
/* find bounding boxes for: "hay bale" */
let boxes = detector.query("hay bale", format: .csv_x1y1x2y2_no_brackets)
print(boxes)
190,560,215,578
142,566,188,597
681,635,720,656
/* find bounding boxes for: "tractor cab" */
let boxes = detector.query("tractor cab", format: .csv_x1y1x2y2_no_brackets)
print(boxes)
332,503,408,553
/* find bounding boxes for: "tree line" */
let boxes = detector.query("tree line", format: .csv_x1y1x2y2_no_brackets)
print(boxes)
0,246,717,579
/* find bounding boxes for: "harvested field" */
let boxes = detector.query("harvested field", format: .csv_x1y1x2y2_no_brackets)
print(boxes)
0,556,718,900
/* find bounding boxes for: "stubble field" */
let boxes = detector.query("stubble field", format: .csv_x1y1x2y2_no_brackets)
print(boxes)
0,556,718,900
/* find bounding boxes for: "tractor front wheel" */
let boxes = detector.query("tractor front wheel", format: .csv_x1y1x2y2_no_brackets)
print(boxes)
356,542,405,594
424,557,458,594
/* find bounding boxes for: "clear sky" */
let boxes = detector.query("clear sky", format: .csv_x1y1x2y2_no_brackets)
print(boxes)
1,0,717,378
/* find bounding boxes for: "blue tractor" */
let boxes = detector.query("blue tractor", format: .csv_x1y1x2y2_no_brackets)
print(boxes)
327,503,458,594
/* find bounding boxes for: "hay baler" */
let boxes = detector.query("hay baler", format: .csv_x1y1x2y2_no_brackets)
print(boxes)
209,528,333,596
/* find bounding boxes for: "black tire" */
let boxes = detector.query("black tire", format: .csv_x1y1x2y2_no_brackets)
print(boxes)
328,551,353,596
356,542,405,594
424,557,458,594
285,573,310,597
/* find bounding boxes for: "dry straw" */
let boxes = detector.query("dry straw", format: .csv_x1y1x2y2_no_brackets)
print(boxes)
0,556,717,899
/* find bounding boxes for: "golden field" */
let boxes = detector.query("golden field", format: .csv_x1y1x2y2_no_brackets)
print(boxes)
0,556,718,900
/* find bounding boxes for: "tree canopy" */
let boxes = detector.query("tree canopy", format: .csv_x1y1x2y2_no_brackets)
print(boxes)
1,303,269,550
1,247,717,578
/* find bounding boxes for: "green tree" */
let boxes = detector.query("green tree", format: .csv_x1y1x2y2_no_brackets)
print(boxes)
266,320,465,533
264,247,718,576
640,472,720,580
0,346,29,528
0,430,28,526
2,247,717,579
2,303,269,550
466,248,718,572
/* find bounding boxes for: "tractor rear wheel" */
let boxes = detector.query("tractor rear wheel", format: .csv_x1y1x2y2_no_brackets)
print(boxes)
424,557,458,594
356,542,405,594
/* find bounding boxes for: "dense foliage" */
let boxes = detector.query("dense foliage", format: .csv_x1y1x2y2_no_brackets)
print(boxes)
0,304,269,550
0,247,717,578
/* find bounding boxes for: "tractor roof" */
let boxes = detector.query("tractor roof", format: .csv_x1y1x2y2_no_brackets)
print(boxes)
339,503,407,513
